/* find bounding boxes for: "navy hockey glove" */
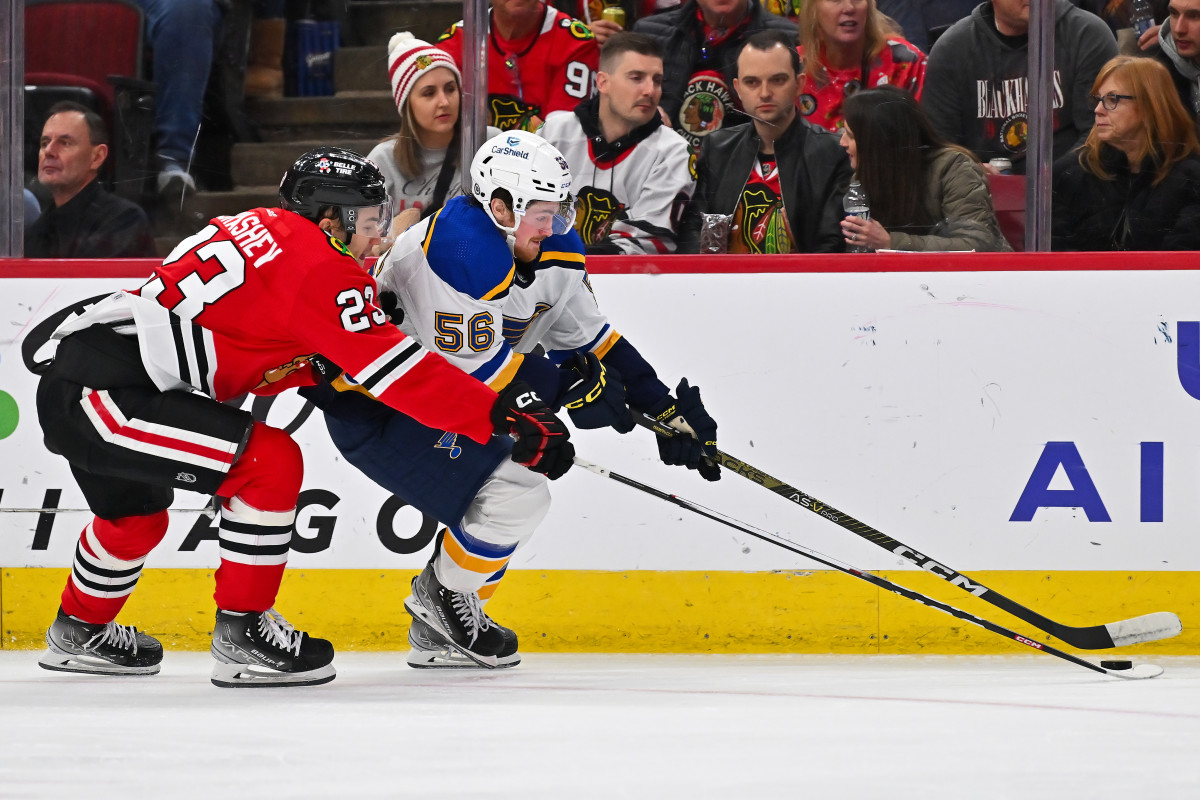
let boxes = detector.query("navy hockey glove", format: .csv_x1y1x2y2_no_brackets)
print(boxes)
647,378,720,481
492,381,575,480
560,353,636,433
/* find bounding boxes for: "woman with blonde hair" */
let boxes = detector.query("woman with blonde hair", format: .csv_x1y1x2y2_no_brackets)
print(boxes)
796,0,926,132
838,86,1010,252
1052,55,1200,251
367,33,497,229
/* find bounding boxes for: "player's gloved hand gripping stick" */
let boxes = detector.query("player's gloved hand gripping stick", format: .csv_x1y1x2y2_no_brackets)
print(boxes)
635,415,1182,651
493,381,574,480
645,379,720,482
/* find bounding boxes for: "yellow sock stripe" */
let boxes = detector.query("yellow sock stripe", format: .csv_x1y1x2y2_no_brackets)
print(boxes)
477,582,499,601
441,531,511,576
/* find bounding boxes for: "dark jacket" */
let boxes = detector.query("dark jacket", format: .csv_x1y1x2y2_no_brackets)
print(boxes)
1146,18,1200,121
1051,145,1200,251
25,178,156,258
679,115,853,254
922,0,1117,173
632,0,796,125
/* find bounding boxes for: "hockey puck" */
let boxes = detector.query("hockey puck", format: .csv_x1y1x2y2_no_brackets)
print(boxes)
1101,659,1134,670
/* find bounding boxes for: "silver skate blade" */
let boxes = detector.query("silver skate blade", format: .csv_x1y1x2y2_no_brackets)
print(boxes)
403,595,499,669
1104,663,1165,680
38,649,160,676
210,660,335,688
406,647,521,669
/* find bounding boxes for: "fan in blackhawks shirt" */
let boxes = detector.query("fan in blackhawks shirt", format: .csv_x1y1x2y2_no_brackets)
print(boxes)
437,0,600,132
795,0,926,133
27,147,573,688
539,31,696,254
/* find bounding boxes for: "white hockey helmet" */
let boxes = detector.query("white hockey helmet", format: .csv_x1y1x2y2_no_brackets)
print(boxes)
470,130,576,244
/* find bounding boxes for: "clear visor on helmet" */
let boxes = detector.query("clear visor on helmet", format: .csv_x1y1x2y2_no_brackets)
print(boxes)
521,196,577,236
342,200,392,238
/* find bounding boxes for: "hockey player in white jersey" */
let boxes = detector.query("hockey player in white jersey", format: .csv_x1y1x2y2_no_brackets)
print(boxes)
305,130,720,668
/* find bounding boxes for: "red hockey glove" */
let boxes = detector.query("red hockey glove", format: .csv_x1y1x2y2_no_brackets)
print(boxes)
492,381,575,480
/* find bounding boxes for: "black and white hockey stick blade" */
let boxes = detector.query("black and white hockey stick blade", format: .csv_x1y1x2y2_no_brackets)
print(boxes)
633,414,1183,650
572,457,1163,681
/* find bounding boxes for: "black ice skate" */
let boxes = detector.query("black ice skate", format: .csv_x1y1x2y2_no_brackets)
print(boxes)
209,608,335,688
38,606,162,676
404,564,515,669
406,616,520,669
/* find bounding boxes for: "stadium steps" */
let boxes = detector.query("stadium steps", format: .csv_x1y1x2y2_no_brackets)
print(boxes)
154,0,461,255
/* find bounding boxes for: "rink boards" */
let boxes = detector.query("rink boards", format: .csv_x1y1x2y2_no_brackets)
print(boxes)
1,261,1198,653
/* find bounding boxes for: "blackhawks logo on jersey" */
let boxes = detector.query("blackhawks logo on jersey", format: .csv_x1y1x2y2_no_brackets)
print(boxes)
677,73,733,151
732,188,793,255
574,187,627,245
560,17,595,40
490,95,543,131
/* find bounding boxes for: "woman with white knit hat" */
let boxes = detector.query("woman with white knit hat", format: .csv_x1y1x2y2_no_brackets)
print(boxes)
367,32,498,228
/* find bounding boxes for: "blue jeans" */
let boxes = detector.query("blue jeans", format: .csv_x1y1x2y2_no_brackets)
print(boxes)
133,0,223,168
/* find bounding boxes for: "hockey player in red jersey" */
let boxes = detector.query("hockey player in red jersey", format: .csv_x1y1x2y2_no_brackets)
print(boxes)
31,147,574,687
436,0,599,131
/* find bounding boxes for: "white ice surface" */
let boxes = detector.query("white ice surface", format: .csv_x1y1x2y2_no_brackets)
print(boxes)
1,652,1198,799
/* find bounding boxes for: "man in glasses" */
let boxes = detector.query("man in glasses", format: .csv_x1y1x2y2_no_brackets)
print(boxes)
305,131,721,670
31,147,574,688
633,0,796,152
922,0,1117,174
436,0,600,132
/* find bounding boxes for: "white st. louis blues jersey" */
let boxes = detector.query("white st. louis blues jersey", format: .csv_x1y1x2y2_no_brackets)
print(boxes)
373,195,621,392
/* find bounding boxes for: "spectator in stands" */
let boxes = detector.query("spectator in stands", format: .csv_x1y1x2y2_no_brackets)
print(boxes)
632,0,797,152
244,0,287,98
838,86,1011,251
132,0,224,197
368,33,499,229
436,0,600,132
25,102,156,259
796,0,927,132
1052,55,1200,250
679,30,852,253
922,0,1117,174
539,32,695,253
1144,0,1200,119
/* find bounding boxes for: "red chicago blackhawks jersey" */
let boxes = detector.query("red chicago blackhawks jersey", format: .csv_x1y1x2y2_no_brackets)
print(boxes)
437,4,598,131
60,207,497,444
797,37,927,132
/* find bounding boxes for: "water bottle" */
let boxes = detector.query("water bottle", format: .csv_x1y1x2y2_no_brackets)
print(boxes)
1131,0,1154,37
843,181,870,253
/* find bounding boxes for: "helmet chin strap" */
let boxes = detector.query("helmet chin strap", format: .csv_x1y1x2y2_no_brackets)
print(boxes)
489,207,522,253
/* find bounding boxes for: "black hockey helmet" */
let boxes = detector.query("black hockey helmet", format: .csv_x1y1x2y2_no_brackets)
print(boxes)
279,147,391,236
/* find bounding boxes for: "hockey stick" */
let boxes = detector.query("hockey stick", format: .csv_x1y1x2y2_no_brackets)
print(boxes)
635,414,1182,650
574,457,1164,680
